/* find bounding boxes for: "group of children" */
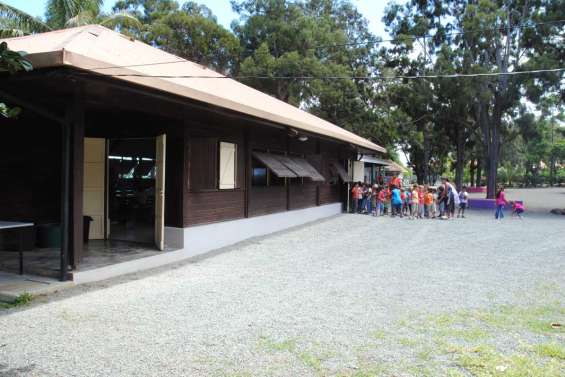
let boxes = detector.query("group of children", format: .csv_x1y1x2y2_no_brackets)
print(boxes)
351,181,525,220
350,180,469,220
495,185,525,219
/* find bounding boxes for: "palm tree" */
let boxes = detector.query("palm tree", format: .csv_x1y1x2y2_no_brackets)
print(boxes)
0,2,50,36
0,0,140,37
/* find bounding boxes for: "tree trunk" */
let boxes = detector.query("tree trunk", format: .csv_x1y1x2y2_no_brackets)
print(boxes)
476,159,482,187
455,125,465,190
469,159,476,187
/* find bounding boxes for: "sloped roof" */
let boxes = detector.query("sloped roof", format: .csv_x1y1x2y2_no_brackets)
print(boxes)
2,25,385,153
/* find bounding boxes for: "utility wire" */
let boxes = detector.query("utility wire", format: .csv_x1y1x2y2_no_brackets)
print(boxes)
86,19,565,72
78,67,565,80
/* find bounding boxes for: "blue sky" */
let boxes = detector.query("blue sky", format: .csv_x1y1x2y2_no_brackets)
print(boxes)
3,0,391,38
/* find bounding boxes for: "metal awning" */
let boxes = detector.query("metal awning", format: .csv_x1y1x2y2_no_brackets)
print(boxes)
252,152,297,178
330,161,349,182
359,155,390,165
278,156,325,182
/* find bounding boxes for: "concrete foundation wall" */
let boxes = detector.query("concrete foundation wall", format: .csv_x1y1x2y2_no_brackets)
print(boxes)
72,203,342,284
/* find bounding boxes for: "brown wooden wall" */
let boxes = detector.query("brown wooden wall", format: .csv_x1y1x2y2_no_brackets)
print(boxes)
183,120,348,226
183,121,246,226
0,115,62,224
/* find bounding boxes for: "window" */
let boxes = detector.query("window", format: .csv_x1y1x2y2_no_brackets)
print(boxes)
219,142,237,189
251,154,287,187
252,167,267,186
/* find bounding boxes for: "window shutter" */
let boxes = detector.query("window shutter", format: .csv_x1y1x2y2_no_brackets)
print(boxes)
219,142,236,189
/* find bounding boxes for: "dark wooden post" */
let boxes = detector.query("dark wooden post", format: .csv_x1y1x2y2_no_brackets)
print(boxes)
69,87,85,268
285,133,291,211
61,85,85,280
244,130,250,218
316,139,321,206
60,119,71,281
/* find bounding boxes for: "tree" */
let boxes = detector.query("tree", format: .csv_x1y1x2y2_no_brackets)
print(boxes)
0,0,141,35
0,1,50,36
0,42,33,117
382,0,564,196
145,3,240,73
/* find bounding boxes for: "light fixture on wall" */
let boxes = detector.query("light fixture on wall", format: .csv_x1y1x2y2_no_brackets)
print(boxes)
298,135,308,142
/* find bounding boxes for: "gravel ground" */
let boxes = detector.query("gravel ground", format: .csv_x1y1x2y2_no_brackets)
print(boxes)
1,205,564,376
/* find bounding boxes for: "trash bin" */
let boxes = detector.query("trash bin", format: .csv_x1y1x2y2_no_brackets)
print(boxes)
83,216,93,243
36,223,61,248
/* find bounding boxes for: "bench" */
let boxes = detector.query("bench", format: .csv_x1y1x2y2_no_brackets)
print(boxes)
467,198,523,210
0,221,34,275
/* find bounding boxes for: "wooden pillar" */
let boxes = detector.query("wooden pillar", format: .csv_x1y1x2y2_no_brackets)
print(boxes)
316,139,321,206
285,133,291,211
64,86,85,274
244,130,250,218
60,119,71,281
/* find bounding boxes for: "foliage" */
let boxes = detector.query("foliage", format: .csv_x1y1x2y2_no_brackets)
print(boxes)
0,1,50,36
0,0,562,181
0,0,141,35
0,41,33,118
0,292,33,309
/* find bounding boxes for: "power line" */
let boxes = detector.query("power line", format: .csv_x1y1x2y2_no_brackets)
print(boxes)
78,67,565,81
311,19,565,50
86,19,565,72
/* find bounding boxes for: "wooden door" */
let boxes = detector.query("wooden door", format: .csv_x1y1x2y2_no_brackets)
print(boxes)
155,134,166,250
83,138,106,240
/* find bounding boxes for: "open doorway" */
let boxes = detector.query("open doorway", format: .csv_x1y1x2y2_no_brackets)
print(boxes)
107,138,156,244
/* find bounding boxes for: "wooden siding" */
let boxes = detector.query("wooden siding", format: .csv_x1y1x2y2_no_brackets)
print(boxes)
248,186,287,216
0,116,62,224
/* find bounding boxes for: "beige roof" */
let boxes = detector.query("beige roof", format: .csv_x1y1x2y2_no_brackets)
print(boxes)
385,160,408,173
2,25,385,153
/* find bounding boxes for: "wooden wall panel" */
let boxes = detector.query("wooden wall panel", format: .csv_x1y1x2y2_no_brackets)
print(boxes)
183,121,246,226
184,190,245,226
248,186,287,216
289,182,317,210
0,116,62,224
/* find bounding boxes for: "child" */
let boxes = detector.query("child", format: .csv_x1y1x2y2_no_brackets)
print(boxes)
457,186,469,218
351,183,359,213
424,187,434,218
371,185,378,216
403,187,411,216
418,185,425,219
495,185,507,220
384,187,391,215
511,201,525,219
410,184,419,220
377,187,385,216
437,185,447,219
391,184,403,217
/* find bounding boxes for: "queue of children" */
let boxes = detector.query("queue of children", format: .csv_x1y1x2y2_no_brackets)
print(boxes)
350,178,469,220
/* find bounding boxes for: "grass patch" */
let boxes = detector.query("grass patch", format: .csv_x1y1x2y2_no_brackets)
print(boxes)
258,336,296,353
297,350,322,372
370,330,386,340
0,292,33,309
536,342,565,360
455,345,564,377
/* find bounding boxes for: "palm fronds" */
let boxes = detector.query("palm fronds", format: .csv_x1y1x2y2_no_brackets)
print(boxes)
98,11,142,30
0,1,51,35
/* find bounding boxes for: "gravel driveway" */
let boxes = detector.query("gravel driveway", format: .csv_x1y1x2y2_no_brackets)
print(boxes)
1,208,564,376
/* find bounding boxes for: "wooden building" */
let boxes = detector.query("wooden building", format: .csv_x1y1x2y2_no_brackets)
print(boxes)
0,26,385,281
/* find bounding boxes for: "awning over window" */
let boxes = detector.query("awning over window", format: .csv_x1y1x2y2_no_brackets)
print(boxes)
330,161,349,182
252,152,297,178
359,155,390,165
278,156,325,182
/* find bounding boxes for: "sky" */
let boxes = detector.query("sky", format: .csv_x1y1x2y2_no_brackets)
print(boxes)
3,0,391,38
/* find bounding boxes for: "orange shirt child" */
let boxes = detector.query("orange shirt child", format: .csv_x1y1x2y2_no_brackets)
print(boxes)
424,192,433,205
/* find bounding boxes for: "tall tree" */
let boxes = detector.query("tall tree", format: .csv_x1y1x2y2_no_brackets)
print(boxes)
383,0,564,196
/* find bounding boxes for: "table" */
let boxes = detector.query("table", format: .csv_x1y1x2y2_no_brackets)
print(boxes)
0,221,34,275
